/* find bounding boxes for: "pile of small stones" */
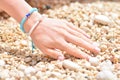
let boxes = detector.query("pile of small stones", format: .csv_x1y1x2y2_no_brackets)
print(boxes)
0,1,120,80
26,0,120,13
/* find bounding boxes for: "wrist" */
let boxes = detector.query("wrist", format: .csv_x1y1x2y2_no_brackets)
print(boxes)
24,12,42,33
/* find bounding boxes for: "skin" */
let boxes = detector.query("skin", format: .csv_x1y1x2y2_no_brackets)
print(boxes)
0,0,100,60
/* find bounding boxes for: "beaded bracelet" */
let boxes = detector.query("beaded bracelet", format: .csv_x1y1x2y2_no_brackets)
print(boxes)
20,8,38,33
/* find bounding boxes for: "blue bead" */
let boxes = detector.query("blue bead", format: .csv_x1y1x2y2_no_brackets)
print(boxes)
20,8,38,33
26,13,31,18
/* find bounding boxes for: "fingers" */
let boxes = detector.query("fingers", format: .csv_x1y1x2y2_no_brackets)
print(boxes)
62,24,93,44
64,20,90,38
62,20,100,54
56,40,91,60
41,38,91,60
41,47,65,60
65,33,100,54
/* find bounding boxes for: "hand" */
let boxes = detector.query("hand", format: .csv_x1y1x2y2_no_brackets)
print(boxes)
30,17,100,60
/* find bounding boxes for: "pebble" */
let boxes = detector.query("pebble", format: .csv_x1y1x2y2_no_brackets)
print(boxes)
47,64,55,71
99,60,114,71
84,62,91,68
24,57,32,63
0,59,5,66
36,71,43,78
24,66,36,75
94,15,111,25
30,76,37,80
89,57,100,66
3,52,9,54
55,60,63,69
50,72,62,78
0,2,120,80
110,13,119,19
5,77,16,80
9,70,18,77
18,71,24,78
20,40,28,46
65,77,74,80
96,70,117,80
100,45,107,52
46,78,59,80
18,64,27,71
62,60,80,71
0,69,10,79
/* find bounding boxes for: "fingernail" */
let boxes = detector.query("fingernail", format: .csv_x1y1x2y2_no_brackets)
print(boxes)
95,47,100,52
58,56,64,61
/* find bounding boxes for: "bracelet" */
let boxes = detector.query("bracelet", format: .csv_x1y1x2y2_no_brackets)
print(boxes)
29,16,45,52
28,16,44,36
20,8,38,33
28,20,40,36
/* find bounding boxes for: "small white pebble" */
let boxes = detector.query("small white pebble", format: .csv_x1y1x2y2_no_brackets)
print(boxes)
65,77,74,80
94,15,111,25
89,57,100,66
0,70,10,78
36,71,43,78
50,72,62,78
0,60,5,66
18,64,27,71
3,52,9,54
99,60,114,71
62,60,80,71
24,57,32,63
30,76,37,80
46,78,59,80
47,64,55,71
5,77,16,80
96,70,117,80
24,66,36,74
84,62,91,68
110,13,119,19
20,40,28,46
46,71,52,76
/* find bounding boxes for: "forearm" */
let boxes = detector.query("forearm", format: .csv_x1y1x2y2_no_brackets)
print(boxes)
0,0,41,32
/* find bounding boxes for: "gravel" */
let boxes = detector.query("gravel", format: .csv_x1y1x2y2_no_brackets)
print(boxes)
0,1,120,80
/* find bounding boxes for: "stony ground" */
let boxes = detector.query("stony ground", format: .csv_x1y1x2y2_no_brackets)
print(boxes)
0,1,120,80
